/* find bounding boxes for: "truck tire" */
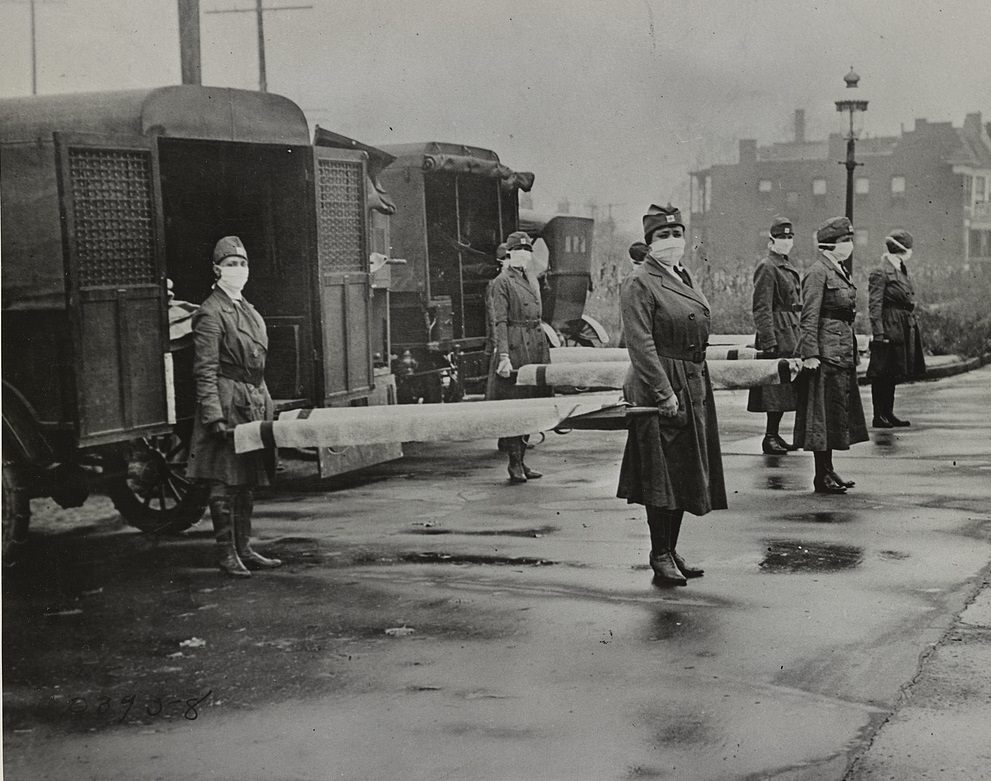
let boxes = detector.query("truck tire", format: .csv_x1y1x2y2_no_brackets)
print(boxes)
107,426,208,535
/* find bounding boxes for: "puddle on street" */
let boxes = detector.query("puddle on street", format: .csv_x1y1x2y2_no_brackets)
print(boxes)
775,511,857,524
646,609,707,642
409,525,558,538
873,431,898,449
397,552,555,567
878,550,911,560
758,540,863,573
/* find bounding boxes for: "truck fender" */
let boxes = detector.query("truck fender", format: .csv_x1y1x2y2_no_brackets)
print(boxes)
1,381,55,468
540,321,562,348
579,314,610,346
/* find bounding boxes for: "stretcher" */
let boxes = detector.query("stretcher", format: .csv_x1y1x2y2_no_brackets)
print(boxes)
518,357,799,391
234,358,800,453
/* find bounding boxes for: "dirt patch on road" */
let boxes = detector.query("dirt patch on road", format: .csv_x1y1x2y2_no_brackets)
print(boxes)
2,530,516,736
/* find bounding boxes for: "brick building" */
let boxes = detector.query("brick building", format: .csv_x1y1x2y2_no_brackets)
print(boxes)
689,110,991,274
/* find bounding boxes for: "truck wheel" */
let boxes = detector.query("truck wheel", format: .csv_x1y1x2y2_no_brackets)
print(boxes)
2,464,32,565
107,427,208,535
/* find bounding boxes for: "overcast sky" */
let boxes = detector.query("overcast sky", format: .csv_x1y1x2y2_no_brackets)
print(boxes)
1,0,989,229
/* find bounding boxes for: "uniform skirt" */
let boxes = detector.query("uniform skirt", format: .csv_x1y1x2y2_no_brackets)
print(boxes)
746,383,797,413
793,363,869,451
617,377,727,516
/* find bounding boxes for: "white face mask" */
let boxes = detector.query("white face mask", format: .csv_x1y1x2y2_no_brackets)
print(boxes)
770,237,794,255
900,248,913,263
649,236,686,266
508,249,530,269
217,265,249,292
827,241,854,262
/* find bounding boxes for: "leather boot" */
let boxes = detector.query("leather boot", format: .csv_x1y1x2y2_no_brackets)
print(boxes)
234,491,282,570
669,512,704,578
507,438,527,484
521,451,542,480
813,451,846,494
825,452,855,488
209,495,250,578
649,551,688,586
761,434,789,454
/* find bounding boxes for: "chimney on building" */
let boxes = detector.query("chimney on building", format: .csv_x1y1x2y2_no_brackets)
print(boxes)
963,112,983,137
557,199,571,214
794,109,806,143
739,139,757,163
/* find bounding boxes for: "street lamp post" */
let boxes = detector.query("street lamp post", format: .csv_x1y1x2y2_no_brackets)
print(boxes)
835,67,868,272
835,67,869,223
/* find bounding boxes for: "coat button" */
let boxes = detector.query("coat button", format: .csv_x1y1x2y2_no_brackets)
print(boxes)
688,313,696,320
689,343,696,349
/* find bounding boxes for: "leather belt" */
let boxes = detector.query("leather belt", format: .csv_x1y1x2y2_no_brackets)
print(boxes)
218,363,265,386
657,350,706,363
820,309,855,324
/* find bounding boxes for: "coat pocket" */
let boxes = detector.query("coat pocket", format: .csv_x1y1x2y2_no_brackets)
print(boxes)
819,319,854,367
659,388,690,428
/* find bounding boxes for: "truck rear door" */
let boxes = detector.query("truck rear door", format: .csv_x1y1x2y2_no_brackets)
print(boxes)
54,132,170,447
311,146,373,402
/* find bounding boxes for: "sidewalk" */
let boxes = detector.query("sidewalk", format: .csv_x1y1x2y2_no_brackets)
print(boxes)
847,574,991,780
708,332,991,383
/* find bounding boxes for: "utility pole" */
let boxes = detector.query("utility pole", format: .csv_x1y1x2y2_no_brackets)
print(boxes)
177,0,201,85
3,0,63,95
204,1,311,92
29,0,37,94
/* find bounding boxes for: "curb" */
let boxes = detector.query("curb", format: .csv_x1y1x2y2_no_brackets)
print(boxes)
857,351,991,385
919,351,991,380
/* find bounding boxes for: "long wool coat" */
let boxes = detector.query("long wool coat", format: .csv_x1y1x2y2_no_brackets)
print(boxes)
865,258,926,383
485,267,551,401
616,261,727,516
793,254,869,451
187,287,274,486
748,249,802,412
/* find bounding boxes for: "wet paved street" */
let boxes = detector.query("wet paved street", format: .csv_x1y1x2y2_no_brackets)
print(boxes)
4,368,990,780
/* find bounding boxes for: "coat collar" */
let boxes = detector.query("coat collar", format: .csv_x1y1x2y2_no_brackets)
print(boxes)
768,250,800,275
643,261,710,309
210,286,267,348
816,252,853,285
502,267,539,303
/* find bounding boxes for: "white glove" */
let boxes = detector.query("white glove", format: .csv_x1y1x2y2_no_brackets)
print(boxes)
497,354,513,378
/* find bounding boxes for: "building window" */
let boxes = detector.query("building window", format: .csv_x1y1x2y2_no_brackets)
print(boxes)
855,177,870,195
970,229,991,258
786,191,799,204
855,229,869,247
812,178,827,196
975,175,988,203
758,179,773,193
691,176,704,214
891,176,906,198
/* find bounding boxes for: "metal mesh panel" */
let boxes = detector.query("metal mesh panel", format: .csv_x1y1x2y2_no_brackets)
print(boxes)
68,148,156,287
316,158,365,273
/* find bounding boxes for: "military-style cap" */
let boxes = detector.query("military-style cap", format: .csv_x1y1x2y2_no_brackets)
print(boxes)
816,216,854,244
213,235,248,264
628,242,649,263
769,216,793,238
643,203,684,243
495,242,509,261
505,231,533,252
886,229,914,251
